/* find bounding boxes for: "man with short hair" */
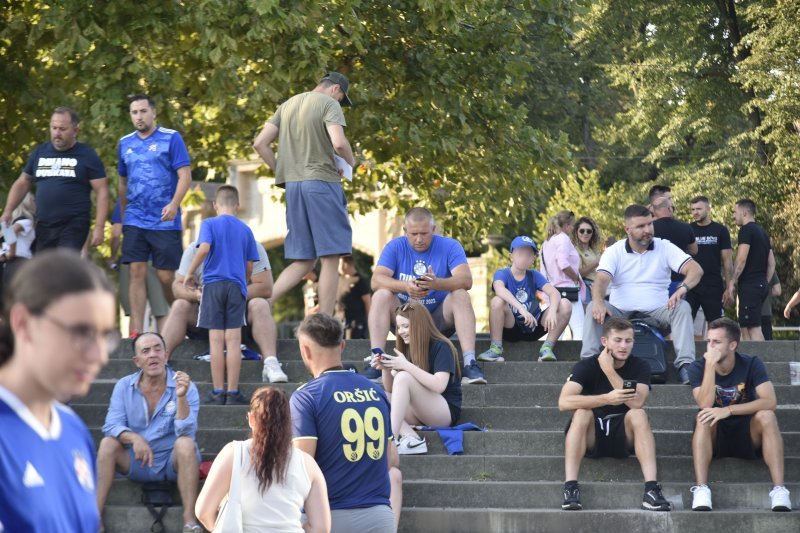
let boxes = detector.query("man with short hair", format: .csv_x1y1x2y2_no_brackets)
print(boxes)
581,204,704,384
2,107,109,251
368,207,486,384
726,199,775,341
648,184,672,211
95,333,201,531
652,197,698,256
559,317,671,512
291,314,402,533
253,72,356,316
687,318,791,512
118,94,192,337
687,196,733,324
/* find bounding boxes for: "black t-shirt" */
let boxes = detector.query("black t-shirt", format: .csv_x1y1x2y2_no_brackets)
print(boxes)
22,142,106,224
690,221,732,289
567,355,651,418
334,275,370,324
653,217,696,282
427,340,462,410
686,352,769,407
737,222,771,284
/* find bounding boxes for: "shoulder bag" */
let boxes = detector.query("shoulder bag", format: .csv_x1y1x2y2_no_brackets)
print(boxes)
213,441,244,533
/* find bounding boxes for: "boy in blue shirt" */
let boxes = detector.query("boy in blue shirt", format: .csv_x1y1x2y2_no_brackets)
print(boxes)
479,235,572,362
184,185,259,405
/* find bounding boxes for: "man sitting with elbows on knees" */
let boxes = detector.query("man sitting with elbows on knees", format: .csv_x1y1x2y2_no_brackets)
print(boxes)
95,333,202,531
559,317,671,512
687,317,791,512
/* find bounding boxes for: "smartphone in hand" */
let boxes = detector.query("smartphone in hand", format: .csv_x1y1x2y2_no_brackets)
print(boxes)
622,380,637,390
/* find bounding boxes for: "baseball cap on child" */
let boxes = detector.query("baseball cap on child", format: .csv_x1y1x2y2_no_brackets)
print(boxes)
510,235,538,253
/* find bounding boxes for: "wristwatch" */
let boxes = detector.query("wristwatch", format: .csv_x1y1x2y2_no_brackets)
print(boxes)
677,282,690,293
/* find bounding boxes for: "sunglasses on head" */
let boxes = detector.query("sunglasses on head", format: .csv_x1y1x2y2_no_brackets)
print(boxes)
578,228,594,235
398,302,416,312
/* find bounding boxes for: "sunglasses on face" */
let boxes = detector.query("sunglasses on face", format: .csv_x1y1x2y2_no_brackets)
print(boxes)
578,228,594,235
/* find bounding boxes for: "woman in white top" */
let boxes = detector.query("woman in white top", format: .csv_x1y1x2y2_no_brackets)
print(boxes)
196,386,331,533
541,210,585,340
1,193,36,292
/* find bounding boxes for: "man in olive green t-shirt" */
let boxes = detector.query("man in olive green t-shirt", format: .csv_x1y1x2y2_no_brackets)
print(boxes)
253,72,356,316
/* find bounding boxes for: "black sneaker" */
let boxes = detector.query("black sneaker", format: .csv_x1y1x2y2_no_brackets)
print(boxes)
204,391,225,405
642,483,672,511
225,391,249,406
562,483,582,510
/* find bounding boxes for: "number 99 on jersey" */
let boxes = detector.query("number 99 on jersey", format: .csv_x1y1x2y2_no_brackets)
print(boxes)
341,407,386,462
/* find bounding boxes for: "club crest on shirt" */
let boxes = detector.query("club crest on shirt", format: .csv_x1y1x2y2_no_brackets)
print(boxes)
515,289,529,303
148,143,158,152
73,450,94,491
413,261,427,276
164,400,177,415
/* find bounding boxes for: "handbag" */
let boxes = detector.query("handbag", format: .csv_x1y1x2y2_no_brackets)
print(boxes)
541,244,582,302
213,441,244,533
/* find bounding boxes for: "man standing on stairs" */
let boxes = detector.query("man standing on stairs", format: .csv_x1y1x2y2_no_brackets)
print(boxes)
367,207,487,385
95,332,202,531
291,314,402,533
687,318,791,512
581,204,703,384
559,317,672,512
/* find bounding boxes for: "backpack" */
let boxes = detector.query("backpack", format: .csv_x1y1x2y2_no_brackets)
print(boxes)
141,481,174,533
631,320,668,384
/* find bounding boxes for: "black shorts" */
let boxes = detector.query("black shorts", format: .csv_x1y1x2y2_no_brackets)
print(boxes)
686,286,724,322
121,225,183,270
712,415,759,460
35,217,89,252
565,412,630,459
737,282,768,327
502,324,547,342
197,280,247,330
448,402,461,426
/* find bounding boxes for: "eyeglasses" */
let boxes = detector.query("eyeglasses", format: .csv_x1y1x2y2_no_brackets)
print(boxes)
41,314,120,353
578,228,594,235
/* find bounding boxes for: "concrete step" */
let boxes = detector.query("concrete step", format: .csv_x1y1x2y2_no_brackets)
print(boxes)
72,404,800,433
96,358,799,385
111,338,800,363
398,506,800,533
402,480,799,511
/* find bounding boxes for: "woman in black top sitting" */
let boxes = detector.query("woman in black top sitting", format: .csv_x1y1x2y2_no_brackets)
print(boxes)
373,301,462,455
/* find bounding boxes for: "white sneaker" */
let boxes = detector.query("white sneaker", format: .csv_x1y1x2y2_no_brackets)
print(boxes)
769,486,792,512
690,485,712,511
262,357,288,383
396,434,427,455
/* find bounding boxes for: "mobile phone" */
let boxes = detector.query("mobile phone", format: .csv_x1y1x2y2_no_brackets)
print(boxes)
623,380,637,390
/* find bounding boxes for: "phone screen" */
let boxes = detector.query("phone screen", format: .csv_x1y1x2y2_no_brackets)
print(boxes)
623,380,637,390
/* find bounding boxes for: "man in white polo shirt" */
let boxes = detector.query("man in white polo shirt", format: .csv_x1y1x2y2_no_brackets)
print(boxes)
581,204,704,384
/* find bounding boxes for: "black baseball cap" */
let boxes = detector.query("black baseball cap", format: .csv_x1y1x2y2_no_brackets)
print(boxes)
321,71,352,106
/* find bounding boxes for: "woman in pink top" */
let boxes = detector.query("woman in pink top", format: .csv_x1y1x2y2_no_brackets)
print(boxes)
541,210,585,340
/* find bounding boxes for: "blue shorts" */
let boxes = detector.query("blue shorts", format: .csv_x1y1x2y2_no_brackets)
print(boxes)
285,180,352,260
125,441,200,483
121,225,183,270
197,280,247,330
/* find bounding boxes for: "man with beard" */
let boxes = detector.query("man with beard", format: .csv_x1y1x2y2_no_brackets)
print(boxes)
687,196,733,324
580,205,703,384
559,317,670,511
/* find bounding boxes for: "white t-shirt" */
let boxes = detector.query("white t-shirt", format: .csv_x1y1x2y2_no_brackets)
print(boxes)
597,238,692,312
2,219,35,259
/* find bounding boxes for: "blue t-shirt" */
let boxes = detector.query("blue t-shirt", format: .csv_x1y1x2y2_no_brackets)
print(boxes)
110,198,122,225
117,127,190,230
197,214,260,299
22,141,106,224
290,370,392,510
376,235,468,311
492,267,549,333
687,352,770,407
0,387,99,533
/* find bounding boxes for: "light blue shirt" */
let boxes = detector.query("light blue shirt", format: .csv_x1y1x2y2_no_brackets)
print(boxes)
102,367,199,456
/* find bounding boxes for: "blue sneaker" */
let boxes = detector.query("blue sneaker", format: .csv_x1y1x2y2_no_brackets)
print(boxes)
362,363,382,384
462,361,488,385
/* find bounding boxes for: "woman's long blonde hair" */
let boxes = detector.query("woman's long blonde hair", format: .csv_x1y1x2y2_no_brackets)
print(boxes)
545,209,574,239
395,301,460,378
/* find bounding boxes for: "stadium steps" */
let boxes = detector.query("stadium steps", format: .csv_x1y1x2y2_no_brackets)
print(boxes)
73,339,800,532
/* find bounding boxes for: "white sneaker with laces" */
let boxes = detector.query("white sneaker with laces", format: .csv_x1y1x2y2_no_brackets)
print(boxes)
769,485,792,512
690,484,712,511
396,434,427,455
262,357,288,383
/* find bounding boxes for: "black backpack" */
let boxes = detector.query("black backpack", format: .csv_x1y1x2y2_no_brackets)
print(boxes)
631,320,668,384
141,481,174,533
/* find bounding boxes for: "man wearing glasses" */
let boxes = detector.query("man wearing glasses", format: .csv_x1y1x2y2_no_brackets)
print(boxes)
95,333,202,532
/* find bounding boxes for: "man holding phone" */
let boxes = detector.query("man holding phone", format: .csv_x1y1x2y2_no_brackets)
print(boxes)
558,317,671,512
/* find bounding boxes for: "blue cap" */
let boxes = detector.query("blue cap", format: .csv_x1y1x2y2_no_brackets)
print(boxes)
510,235,537,252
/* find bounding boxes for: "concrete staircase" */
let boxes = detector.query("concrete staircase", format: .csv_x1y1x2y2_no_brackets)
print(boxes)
75,339,800,532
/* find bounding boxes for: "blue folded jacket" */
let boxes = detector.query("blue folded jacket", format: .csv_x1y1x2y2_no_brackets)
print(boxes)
416,422,486,455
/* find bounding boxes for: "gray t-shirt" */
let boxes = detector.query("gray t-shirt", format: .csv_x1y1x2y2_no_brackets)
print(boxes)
267,91,346,186
178,241,271,283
